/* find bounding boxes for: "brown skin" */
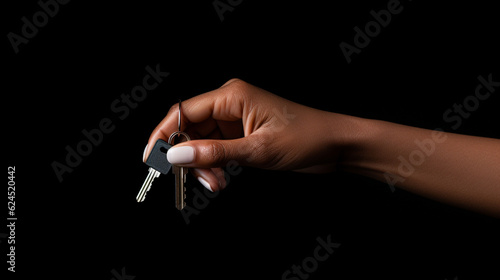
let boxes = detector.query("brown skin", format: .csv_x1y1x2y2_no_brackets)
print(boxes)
145,79,500,217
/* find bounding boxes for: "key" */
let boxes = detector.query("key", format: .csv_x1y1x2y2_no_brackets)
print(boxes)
168,131,191,210
136,139,173,202
173,165,188,210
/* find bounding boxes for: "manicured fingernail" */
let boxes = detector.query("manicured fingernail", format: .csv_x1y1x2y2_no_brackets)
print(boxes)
197,177,213,192
166,146,194,164
143,144,148,161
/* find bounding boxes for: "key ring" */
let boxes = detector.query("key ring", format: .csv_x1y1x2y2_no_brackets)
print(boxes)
178,99,182,132
168,131,191,145
169,99,190,144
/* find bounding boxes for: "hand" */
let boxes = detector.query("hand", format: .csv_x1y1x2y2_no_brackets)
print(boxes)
144,79,359,192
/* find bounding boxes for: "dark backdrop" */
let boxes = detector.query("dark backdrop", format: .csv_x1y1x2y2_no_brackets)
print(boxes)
4,1,499,279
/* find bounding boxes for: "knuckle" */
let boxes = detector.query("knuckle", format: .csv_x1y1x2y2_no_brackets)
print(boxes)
222,78,246,87
208,141,228,166
225,78,250,94
224,78,253,102
167,103,178,115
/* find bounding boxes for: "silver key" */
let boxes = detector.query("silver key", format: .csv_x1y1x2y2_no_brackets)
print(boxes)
136,139,173,203
137,168,160,202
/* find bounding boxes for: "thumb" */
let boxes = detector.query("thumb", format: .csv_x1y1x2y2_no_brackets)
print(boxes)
166,136,260,169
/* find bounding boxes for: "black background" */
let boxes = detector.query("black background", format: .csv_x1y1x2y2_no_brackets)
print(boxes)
4,0,499,279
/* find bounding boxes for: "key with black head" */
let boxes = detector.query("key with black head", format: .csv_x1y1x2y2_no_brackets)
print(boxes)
136,139,172,202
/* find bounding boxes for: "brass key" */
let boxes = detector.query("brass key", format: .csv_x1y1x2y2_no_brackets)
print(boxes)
168,131,191,210
173,165,187,210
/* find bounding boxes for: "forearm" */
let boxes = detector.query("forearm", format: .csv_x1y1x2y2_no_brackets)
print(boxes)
338,116,500,217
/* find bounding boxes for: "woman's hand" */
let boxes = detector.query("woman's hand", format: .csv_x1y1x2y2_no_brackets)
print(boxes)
144,79,361,192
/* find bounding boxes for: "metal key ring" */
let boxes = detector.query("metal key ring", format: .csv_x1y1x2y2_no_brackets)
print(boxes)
168,131,191,145
178,99,182,132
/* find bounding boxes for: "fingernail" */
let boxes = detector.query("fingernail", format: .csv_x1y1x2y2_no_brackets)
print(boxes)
197,177,213,192
143,144,148,161
166,146,194,164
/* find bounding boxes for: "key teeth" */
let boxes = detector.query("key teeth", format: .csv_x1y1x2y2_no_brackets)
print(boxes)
137,168,160,203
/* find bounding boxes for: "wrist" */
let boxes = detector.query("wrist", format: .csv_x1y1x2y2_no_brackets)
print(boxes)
329,114,387,177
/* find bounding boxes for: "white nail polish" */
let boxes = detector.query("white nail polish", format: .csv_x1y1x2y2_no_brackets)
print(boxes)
166,146,194,164
197,177,213,192
143,144,148,161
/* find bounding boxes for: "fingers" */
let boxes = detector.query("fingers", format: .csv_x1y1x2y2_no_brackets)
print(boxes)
191,167,227,192
144,79,250,162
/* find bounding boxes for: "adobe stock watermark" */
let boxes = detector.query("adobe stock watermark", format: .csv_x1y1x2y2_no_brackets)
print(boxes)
181,105,296,224
271,106,297,133
180,160,240,225
110,267,135,280
340,0,412,64
51,64,169,182
384,73,499,191
7,0,71,54
213,0,243,22
282,234,341,280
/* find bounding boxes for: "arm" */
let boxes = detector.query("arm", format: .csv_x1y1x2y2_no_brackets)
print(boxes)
340,118,500,217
